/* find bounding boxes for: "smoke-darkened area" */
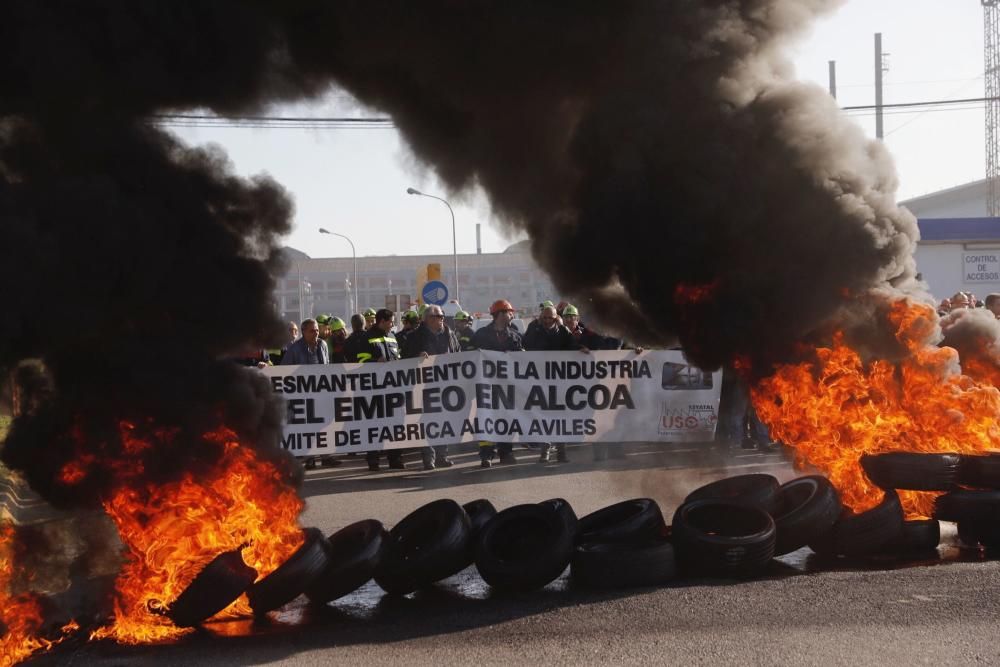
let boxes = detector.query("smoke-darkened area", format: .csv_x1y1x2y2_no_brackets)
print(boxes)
2,0,923,508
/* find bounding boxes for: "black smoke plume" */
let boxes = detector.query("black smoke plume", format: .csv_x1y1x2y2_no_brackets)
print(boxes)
2,1,922,504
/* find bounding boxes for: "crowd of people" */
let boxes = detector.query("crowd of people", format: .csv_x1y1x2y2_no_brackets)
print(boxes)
267,299,630,471
938,291,1000,318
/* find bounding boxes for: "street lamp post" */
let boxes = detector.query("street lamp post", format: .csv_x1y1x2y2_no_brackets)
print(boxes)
318,228,358,316
406,187,459,304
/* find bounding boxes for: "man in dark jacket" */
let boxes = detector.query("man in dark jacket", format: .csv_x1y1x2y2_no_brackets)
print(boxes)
523,305,579,463
453,310,476,351
281,318,329,365
360,309,406,471
394,309,421,350
402,304,460,470
472,299,524,467
343,314,368,363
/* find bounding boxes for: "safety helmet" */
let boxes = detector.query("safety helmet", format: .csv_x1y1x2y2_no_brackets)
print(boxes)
562,304,579,317
539,300,554,310
490,299,515,315
328,316,346,332
454,310,471,321
315,314,332,325
418,304,429,317
363,308,377,317
403,310,420,323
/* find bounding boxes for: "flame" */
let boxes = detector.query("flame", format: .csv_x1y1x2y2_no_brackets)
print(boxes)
674,279,720,305
753,300,1000,518
91,427,304,644
0,523,77,666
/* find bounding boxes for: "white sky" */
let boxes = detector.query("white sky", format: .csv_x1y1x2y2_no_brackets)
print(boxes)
168,1,988,260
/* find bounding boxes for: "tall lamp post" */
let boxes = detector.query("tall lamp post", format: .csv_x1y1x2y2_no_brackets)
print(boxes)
406,187,459,304
318,228,358,315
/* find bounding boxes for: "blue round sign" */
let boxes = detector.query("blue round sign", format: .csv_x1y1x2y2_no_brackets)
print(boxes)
422,280,449,306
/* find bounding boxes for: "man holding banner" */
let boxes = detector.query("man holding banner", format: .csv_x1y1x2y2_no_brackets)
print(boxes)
361,308,407,471
471,299,524,467
402,304,461,470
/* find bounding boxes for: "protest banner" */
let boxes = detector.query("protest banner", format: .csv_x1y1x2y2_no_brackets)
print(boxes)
264,350,721,456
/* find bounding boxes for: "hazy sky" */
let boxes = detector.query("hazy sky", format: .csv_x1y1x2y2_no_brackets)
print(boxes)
167,1,987,260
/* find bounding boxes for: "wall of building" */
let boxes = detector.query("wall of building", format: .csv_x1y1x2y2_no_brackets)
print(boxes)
915,243,1000,302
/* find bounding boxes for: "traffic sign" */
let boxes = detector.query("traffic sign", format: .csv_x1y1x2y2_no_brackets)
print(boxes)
422,280,449,305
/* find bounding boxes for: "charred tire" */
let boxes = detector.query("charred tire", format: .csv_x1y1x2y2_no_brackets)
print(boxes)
168,549,257,628
933,490,1000,523
683,474,781,515
571,540,676,589
248,528,331,616
374,499,472,595
810,490,904,558
957,454,1000,489
772,476,841,556
671,500,776,578
475,504,575,591
886,520,940,554
860,453,961,491
957,521,1000,549
538,498,579,539
577,498,666,545
307,520,389,604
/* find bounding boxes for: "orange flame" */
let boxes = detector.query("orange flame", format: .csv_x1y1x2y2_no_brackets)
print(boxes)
91,427,303,644
753,299,1000,518
0,524,77,666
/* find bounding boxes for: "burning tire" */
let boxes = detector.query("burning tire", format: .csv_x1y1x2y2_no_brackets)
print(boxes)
933,490,1000,523
957,454,1000,489
475,504,576,591
771,475,841,556
860,453,961,491
683,474,781,515
248,528,331,616
577,498,666,545
308,520,389,605
571,540,676,588
886,519,940,554
374,499,472,595
167,548,257,628
671,500,776,578
810,490,904,558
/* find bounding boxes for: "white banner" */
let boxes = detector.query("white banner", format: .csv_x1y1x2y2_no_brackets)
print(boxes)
264,350,722,456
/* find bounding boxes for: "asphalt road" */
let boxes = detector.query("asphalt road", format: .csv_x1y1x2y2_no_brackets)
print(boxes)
29,443,1000,666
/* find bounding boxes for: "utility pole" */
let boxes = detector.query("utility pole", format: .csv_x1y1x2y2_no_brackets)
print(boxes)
828,60,837,99
984,1,1000,215
874,33,886,140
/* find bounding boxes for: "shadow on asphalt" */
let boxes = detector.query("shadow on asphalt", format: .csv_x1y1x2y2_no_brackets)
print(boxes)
298,441,789,498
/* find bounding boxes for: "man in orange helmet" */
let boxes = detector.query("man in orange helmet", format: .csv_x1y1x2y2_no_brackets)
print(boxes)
472,299,524,467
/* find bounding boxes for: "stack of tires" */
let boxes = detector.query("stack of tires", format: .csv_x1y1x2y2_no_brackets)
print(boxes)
933,453,1000,549
570,499,675,588
672,473,843,576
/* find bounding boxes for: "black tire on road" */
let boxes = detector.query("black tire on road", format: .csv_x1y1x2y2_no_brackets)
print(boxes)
957,454,1000,489
168,549,257,628
463,499,498,540
860,452,961,491
577,498,666,545
671,500,776,578
538,498,579,539
887,519,940,554
683,474,782,515
571,540,676,589
810,490,904,558
772,475,841,556
307,519,389,604
248,528,331,616
958,521,1000,549
933,490,1000,523
475,503,576,591
374,499,472,596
